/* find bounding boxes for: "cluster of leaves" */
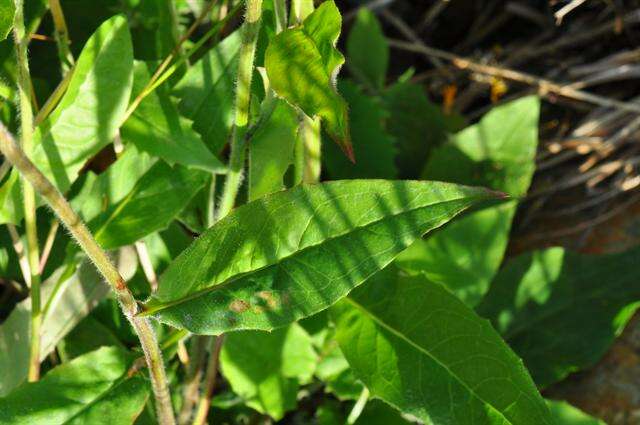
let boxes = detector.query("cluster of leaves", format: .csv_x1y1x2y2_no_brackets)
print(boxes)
0,1,635,424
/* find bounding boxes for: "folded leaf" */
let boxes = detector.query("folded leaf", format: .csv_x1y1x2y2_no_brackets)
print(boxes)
265,0,352,160
477,246,640,388
0,347,149,424
174,31,241,154
332,266,553,425
90,161,208,249
220,324,317,419
0,250,137,396
397,96,540,306
121,61,225,173
0,15,134,224
0,0,14,41
144,180,497,334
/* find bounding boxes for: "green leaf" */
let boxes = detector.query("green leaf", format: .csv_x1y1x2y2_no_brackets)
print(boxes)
355,400,413,425
90,161,208,249
265,0,352,160
220,324,317,419
0,0,15,41
121,61,225,173
173,31,241,154
248,99,299,201
546,400,605,425
331,266,553,425
324,81,396,179
0,347,149,425
0,250,137,396
382,81,453,179
346,8,388,90
143,180,496,334
477,246,640,388
396,96,540,306
129,0,177,60
315,336,363,400
0,14,134,224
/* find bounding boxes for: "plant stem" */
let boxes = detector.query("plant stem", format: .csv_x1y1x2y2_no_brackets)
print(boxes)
48,0,74,74
0,124,176,425
191,336,224,425
216,0,263,219
13,0,43,382
346,387,370,424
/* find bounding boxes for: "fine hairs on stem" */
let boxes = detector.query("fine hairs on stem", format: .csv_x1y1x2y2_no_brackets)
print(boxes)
0,124,176,425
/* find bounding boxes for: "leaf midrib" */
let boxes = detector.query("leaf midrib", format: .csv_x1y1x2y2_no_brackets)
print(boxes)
143,195,485,315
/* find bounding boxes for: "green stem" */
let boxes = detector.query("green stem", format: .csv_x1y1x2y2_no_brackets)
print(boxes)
13,0,42,382
191,336,224,425
48,0,74,74
217,0,263,219
0,124,176,425
346,387,370,424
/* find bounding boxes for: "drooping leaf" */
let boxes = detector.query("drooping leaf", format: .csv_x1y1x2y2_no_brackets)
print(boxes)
382,81,454,179
0,14,134,224
546,400,605,425
265,0,352,160
324,81,396,179
346,8,388,90
90,161,208,249
331,266,553,425
0,0,15,41
121,61,225,173
0,346,149,424
477,246,640,388
248,99,299,201
0,250,137,396
397,96,540,306
173,31,241,154
220,324,317,419
143,180,497,334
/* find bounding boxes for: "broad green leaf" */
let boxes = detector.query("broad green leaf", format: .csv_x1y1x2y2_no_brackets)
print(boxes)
356,400,414,425
248,99,299,201
0,0,14,40
382,81,454,179
60,316,125,360
265,1,352,160
220,324,317,419
397,96,540,306
324,81,396,179
129,0,177,60
173,31,241,154
315,336,363,400
332,266,553,425
90,161,208,249
0,15,134,224
477,246,640,388
0,249,137,396
346,8,388,90
143,180,497,334
121,62,225,173
0,346,149,424
546,400,605,425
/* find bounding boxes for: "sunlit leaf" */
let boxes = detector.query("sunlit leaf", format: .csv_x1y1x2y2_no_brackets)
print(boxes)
143,180,497,334
0,0,14,41
546,400,605,425
332,266,553,425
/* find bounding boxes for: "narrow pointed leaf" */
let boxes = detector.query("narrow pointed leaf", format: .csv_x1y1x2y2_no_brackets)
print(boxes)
144,180,497,334
346,8,388,90
477,246,640,388
332,266,553,425
265,1,352,160
0,346,149,424
0,0,14,40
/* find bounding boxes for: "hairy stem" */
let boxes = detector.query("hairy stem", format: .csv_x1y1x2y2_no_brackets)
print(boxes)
0,124,176,425
48,0,74,73
13,0,42,382
216,0,263,219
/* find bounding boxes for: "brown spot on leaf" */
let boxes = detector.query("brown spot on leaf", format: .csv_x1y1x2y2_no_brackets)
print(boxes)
256,291,278,309
229,299,250,313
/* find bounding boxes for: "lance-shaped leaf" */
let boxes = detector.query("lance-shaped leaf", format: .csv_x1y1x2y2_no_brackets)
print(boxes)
0,0,14,41
90,161,208,249
121,61,225,173
0,346,149,424
0,15,134,224
0,250,137,396
476,246,640,388
265,0,352,160
332,266,553,425
346,8,388,90
546,400,605,425
142,180,498,334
